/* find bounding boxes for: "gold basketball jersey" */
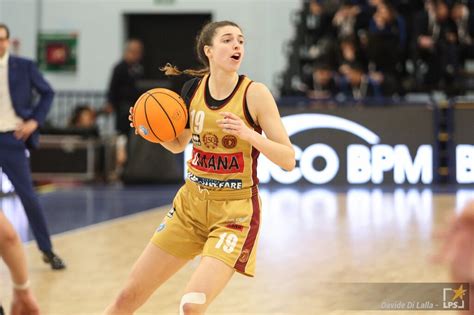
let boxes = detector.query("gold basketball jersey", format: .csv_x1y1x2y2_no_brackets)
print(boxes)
186,74,261,190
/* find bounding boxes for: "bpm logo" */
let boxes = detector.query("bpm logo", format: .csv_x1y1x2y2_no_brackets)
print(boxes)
184,114,433,185
443,285,468,309
258,114,433,185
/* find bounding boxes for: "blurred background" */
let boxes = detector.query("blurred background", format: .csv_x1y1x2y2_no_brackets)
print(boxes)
0,1,474,313
0,0,472,187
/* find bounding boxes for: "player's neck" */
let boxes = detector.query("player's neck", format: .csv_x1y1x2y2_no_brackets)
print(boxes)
208,70,239,101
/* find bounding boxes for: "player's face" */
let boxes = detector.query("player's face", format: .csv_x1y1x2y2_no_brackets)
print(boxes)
0,28,10,58
207,25,245,72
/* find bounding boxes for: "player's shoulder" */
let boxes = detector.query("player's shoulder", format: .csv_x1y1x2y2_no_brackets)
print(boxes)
247,81,273,101
248,81,269,92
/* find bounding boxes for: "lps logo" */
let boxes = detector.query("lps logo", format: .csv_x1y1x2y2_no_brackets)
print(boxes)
257,114,433,185
443,285,468,309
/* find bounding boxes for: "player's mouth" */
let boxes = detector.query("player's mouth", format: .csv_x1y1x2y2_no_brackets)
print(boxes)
230,53,241,61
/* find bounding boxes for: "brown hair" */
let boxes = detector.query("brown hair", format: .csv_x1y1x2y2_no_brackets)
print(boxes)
0,23,10,39
161,20,241,77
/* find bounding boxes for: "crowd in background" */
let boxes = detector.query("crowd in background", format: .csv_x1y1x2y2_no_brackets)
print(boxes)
284,0,474,99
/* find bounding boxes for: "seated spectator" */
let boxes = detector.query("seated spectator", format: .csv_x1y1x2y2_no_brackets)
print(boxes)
304,63,341,99
368,0,407,65
305,0,335,46
66,104,99,138
366,1,407,94
303,0,337,61
337,36,368,76
69,105,96,129
332,0,367,39
413,0,460,88
341,62,382,100
451,1,474,63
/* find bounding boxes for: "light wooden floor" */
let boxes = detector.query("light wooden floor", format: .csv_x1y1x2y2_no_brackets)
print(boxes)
0,188,470,314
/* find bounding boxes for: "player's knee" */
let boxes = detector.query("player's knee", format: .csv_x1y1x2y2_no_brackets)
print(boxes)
112,288,139,312
179,292,206,315
0,223,19,249
181,303,204,315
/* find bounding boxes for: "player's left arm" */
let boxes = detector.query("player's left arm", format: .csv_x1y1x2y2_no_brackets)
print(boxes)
433,201,474,281
217,82,295,171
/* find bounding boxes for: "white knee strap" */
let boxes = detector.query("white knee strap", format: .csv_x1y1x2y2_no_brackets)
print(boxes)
179,292,206,315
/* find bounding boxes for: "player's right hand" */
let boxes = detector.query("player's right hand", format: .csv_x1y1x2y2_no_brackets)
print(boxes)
128,107,137,134
11,288,41,315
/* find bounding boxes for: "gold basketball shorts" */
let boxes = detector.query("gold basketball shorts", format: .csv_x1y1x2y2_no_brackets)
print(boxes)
150,180,261,277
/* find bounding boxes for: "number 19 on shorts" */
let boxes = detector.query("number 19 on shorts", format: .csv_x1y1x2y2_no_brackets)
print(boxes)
215,232,238,253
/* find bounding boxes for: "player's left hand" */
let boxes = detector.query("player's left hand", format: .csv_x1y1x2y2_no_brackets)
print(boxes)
433,201,474,281
217,112,254,141
14,120,38,141
128,107,138,135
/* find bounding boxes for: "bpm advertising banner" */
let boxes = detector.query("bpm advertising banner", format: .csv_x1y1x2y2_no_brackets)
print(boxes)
258,105,436,185
184,104,436,185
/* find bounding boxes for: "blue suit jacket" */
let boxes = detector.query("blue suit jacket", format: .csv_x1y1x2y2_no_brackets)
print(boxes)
8,55,54,149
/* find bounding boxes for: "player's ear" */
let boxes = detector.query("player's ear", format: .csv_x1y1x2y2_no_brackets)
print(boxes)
204,45,212,58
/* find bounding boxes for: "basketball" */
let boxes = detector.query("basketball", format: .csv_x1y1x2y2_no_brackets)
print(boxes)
132,88,188,143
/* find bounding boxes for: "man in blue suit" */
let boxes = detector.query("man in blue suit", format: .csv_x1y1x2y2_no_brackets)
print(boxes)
0,23,65,270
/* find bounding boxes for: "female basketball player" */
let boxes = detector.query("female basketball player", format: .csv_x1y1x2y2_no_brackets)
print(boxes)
104,20,295,315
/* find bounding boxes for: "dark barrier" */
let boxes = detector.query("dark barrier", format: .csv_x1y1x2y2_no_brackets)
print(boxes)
121,135,184,184
450,101,474,184
29,134,116,181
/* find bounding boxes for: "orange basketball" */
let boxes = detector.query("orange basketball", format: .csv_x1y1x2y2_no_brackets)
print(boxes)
132,88,188,143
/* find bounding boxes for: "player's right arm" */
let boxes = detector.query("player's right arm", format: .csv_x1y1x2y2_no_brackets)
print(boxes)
128,107,191,154
128,79,197,154
158,78,198,153
159,129,192,154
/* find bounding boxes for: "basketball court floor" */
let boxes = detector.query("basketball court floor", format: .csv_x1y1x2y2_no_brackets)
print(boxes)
0,184,473,314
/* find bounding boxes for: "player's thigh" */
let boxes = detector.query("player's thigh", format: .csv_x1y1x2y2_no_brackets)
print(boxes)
204,194,261,277
121,243,189,302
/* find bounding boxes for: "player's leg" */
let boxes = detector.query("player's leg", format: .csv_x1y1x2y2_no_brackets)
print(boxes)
104,243,189,315
179,256,235,315
177,193,262,315
105,185,205,315
0,211,28,286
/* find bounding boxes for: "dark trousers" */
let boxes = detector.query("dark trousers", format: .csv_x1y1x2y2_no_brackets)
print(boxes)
0,132,52,252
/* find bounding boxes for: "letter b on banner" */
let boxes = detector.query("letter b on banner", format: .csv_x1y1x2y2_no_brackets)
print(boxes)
457,145,474,184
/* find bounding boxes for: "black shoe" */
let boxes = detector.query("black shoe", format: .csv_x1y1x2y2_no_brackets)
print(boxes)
42,251,66,270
